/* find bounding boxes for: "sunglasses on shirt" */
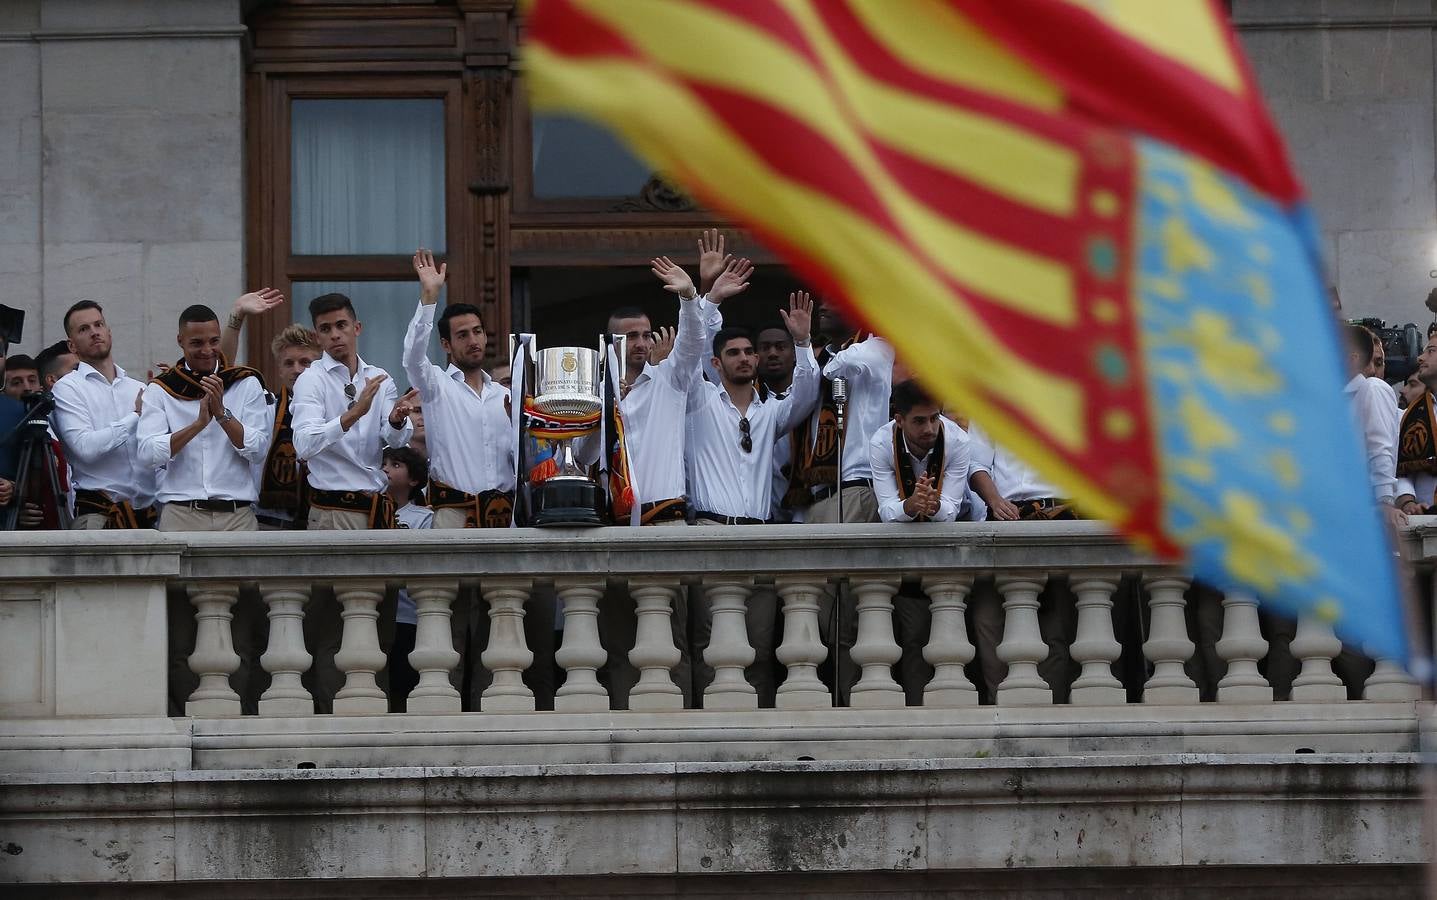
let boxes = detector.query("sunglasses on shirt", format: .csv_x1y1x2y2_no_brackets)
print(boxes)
738,416,752,453
344,382,356,410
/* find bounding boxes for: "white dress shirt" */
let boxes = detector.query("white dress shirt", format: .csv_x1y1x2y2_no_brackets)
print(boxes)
291,353,411,493
137,371,271,503
620,294,706,505
403,302,514,494
820,336,895,483
966,422,1057,502
686,346,819,519
50,361,159,507
1346,373,1398,502
869,417,971,523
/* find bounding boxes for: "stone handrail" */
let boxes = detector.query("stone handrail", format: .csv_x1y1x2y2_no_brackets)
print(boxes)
0,521,1425,724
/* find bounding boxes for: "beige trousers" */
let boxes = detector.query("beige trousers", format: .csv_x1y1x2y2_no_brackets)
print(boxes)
308,506,371,530
72,513,109,529
805,484,880,524
158,504,257,532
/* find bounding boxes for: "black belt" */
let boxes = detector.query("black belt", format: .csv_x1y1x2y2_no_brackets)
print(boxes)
811,478,873,501
171,499,253,513
695,510,769,526
256,513,301,529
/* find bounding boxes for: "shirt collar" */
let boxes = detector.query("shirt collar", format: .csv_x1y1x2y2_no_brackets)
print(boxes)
445,363,493,392
77,359,127,382
321,352,369,376
1343,373,1364,394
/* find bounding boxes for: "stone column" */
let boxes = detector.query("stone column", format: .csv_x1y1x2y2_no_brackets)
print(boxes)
186,582,242,717
849,577,904,709
995,575,1052,706
554,579,608,713
627,578,684,711
481,578,535,712
775,578,831,709
332,581,388,715
1141,575,1198,704
1365,658,1421,701
1215,592,1272,703
1068,576,1125,706
920,575,977,707
257,582,313,716
406,580,462,714
1289,616,1345,702
703,579,757,710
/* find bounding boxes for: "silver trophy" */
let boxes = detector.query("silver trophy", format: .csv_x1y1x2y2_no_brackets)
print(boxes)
528,345,605,526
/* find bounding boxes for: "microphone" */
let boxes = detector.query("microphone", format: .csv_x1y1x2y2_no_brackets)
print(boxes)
830,376,849,413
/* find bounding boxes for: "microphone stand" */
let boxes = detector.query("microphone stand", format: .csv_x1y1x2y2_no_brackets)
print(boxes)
830,376,849,706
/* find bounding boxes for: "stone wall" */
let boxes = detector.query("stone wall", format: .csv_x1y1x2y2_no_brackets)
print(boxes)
1235,0,1437,326
0,0,244,373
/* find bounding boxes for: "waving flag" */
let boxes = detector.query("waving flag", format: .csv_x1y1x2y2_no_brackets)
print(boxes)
523,0,1407,661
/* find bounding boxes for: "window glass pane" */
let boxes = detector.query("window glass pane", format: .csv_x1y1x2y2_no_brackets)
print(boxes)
291,281,449,392
292,99,445,254
532,114,651,198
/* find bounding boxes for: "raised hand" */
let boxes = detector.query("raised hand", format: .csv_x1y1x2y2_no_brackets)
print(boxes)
233,288,286,318
200,374,226,418
650,256,696,300
709,257,753,304
353,373,388,416
697,228,731,294
389,388,420,427
649,326,676,365
413,248,447,304
780,290,813,344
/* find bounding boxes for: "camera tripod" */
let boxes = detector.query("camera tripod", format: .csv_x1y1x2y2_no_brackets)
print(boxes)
2,393,72,531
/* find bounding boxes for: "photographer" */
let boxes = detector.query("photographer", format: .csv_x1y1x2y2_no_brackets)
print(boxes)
1,354,69,529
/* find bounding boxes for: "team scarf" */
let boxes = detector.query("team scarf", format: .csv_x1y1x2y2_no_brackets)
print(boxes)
784,334,864,508
892,422,945,522
152,354,263,402
1397,388,1437,479
258,385,308,518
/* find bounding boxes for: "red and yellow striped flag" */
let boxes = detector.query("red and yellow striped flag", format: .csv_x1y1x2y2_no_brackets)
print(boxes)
524,0,1408,658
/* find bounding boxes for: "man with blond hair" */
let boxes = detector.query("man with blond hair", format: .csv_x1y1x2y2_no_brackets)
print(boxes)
254,323,321,530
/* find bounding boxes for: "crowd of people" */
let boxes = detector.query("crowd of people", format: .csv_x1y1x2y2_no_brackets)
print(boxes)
0,230,1413,710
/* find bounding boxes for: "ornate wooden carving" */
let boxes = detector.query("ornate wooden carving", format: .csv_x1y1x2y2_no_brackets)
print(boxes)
606,175,697,213
511,227,775,267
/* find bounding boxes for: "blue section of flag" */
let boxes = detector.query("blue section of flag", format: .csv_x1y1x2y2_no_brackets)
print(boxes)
1134,139,1407,662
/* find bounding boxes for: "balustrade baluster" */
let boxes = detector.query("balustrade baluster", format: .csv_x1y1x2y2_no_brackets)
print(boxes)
703,579,757,710
849,577,903,708
1364,657,1421,701
775,579,831,709
186,582,242,716
1141,575,1198,704
257,581,313,716
1289,616,1345,702
554,579,608,712
405,580,462,714
920,576,977,707
628,578,684,711
331,580,388,715
995,575,1052,706
1069,576,1125,706
480,578,536,711
1215,592,1272,703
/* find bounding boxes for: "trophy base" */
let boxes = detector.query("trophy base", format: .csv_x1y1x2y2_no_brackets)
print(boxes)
532,478,605,528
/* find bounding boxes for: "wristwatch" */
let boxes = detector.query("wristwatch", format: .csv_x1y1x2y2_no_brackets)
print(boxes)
218,408,234,424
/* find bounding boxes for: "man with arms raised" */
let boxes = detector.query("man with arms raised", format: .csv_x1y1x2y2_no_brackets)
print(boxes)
51,300,158,528
686,292,818,706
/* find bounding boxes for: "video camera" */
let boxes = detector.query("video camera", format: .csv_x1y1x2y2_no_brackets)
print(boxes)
0,388,65,531
1346,317,1421,382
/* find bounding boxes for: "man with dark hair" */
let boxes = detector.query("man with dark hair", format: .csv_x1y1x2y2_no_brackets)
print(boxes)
1343,323,1399,518
755,322,799,522
51,299,158,528
808,303,892,524
686,292,818,706
1398,333,1437,515
404,249,513,530
291,291,413,529
2,354,39,400
35,341,78,390
869,379,973,702
138,304,271,532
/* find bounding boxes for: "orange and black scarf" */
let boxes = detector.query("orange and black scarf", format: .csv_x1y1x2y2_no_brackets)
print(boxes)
258,386,309,522
893,424,945,522
152,354,263,402
310,489,396,529
1398,389,1437,479
428,476,514,528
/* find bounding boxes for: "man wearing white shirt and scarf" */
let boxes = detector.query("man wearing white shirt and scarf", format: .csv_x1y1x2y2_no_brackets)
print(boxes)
51,300,159,529
870,380,972,703
685,292,818,706
138,305,271,532
405,249,514,529
291,292,414,530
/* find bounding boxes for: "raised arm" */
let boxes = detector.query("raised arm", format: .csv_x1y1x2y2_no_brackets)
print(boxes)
220,289,286,362
822,333,895,380
404,249,449,400
772,291,818,434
